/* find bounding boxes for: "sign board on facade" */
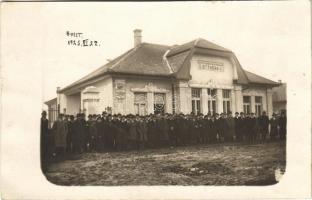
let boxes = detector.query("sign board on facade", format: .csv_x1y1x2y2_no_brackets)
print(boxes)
198,60,224,72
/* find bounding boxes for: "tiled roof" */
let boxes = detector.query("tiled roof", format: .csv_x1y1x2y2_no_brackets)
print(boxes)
60,38,277,92
244,70,279,85
60,48,135,92
168,38,231,56
110,43,172,75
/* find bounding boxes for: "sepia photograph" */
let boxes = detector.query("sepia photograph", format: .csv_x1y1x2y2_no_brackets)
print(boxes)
1,1,311,199
39,2,287,186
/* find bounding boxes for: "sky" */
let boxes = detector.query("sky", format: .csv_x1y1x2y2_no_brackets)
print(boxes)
2,1,311,104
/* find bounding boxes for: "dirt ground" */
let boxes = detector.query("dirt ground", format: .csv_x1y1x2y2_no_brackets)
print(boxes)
45,141,286,186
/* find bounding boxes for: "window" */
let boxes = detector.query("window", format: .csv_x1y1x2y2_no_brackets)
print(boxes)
222,89,231,114
191,88,201,115
255,96,262,116
222,89,230,98
154,93,165,114
207,88,217,114
243,96,251,114
134,93,147,116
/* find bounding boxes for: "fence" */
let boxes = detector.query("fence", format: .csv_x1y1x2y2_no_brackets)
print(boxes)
48,108,59,128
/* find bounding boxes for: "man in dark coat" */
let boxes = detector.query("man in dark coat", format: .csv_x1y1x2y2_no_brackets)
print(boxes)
137,117,148,150
214,113,223,142
105,115,115,151
258,111,269,142
248,113,257,144
220,113,229,142
278,112,287,140
95,116,104,152
192,116,201,144
225,112,235,142
244,113,252,143
66,115,75,154
114,116,127,151
87,115,98,152
147,115,157,148
207,113,217,143
270,113,279,140
52,114,68,159
128,117,139,150
242,112,249,143
201,115,210,144
176,114,188,146
234,112,241,142
40,111,49,173
72,113,86,154
159,114,170,147
168,114,178,146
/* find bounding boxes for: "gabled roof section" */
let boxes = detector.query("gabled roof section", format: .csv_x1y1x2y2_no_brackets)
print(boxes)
232,54,249,85
44,97,57,105
167,50,191,73
244,70,279,86
167,38,231,57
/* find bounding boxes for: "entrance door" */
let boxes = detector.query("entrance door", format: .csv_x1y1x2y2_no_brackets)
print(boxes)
208,99,216,114
191,88,201,115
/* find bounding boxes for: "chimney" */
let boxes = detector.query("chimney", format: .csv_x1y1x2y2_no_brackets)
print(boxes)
133,29,142,47
57,86,61,93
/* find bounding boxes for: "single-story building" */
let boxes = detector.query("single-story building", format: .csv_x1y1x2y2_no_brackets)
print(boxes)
272,81,287,115
47,29,279,118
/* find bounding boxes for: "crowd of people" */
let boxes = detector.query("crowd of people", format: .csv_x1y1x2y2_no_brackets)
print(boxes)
40,110,286,171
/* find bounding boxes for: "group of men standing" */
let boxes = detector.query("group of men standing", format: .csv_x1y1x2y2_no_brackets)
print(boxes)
40,110,287,171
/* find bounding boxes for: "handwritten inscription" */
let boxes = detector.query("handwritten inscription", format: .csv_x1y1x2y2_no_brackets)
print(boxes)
198,60,224,72
66,31,100,47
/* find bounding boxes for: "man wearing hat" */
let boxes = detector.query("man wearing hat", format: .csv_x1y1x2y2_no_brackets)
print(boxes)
72,113,86,154
278,111,287,140
40,111,49,172
214,113,222,142
234,112,240,142
52,113,68,159
270,113,279,140
258,111,269,142
248,113,257,144
225,112,235,142
66,115,75,154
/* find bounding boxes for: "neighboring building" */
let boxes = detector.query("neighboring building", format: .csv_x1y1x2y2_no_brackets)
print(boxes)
272,81,286,115
44,97,57,128
50,29,279,118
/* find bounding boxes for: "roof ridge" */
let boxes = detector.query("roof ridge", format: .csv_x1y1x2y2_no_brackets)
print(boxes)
194,38,201,46
163,50,173,73
141,42,171,48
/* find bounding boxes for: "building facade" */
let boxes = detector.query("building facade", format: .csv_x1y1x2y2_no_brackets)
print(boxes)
47,29,279,118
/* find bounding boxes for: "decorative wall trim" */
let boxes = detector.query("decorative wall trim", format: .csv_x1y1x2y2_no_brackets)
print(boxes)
130,82,170,93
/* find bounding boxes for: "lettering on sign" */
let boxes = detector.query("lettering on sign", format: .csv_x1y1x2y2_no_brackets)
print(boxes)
198,60,224,72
